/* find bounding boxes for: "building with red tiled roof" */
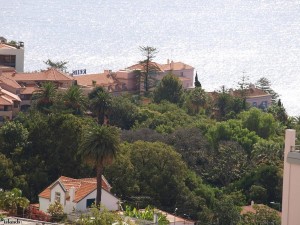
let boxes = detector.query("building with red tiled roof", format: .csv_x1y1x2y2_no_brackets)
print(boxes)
0,68,74,111
38,176,119,214
0,87,21,123
123,60,195,91
159,60,195,89
7,68,74,87
230,84,272,109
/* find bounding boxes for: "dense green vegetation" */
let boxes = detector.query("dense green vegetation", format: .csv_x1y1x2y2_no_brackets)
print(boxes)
0,74,293,224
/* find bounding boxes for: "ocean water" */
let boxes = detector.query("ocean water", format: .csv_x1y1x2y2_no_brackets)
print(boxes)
1,0,300,115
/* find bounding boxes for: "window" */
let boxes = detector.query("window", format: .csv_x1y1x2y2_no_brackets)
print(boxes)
86,198,95,208
55,192,61,203
13,101,19,108
0,55,16,68
20,94,31,100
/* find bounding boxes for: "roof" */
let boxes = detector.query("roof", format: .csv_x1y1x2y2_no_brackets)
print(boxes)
20,86,40,94
241,204,281,217
0,88,21,101
160,61,194,71
0,43,17,49
232,87,271,98
0,87,21,105
75,73,118,87
0,66,16,72
0,74,22,89
154,209,195,224
126,62,165,72
245,88,271,98
0,96,12,105
38,176,111,203
126,61,194,73
7,68,74,82
0,210,9,215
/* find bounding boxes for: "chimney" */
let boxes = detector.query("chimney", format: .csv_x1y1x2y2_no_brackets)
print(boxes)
167,59,170,64
171,60,174,70
69,187,75,202
104,70,112,74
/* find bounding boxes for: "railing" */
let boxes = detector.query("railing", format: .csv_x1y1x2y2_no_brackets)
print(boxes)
290,145,300,152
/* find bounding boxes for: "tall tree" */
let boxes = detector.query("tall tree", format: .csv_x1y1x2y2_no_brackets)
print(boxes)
194,72,201,88
215,86,232,120
256,77,279,103
88,87,111,124
237,74,250,109
138,46,159,94
44,59,68,72
79,125,120,205
153,73,183,104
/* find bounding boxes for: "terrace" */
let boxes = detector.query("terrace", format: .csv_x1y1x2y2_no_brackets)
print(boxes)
287,145,300,164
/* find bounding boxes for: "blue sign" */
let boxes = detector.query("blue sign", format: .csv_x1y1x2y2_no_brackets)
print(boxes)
72,69,87,75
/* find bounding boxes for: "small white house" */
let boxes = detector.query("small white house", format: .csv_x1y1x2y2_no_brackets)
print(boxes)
38,176,119,214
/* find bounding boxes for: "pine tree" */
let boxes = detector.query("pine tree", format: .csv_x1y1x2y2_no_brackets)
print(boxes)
194,72,201,88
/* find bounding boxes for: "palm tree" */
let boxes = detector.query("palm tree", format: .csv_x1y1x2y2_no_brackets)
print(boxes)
79,125,120,205
63,85,87,115
88,87,111,124
0,188,29,215
32,82,57,113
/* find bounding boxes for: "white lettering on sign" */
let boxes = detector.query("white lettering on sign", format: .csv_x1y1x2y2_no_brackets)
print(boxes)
72,69,87,75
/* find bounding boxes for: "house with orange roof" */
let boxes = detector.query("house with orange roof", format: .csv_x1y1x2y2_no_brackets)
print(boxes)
230,84,272,109
158,60,194,89
0,40,24,72
38,176,119,214
122,60,195,91
0,87,21,123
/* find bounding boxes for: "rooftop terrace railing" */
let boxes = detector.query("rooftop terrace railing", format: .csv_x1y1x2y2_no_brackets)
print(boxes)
290,145,300,152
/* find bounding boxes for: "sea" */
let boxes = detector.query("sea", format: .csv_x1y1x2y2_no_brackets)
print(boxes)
1,0,300,116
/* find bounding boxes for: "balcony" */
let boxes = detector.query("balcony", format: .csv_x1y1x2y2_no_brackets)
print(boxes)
287,145,300,164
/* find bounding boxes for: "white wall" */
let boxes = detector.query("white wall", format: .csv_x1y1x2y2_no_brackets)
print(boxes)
0,48,24,72
75,189,119,212
50,183,66,206
282,129,300,225
39,197,50,213
64,199,76,214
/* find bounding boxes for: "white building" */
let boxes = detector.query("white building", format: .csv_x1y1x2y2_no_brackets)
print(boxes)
0,42,24,72
38,176,119,214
